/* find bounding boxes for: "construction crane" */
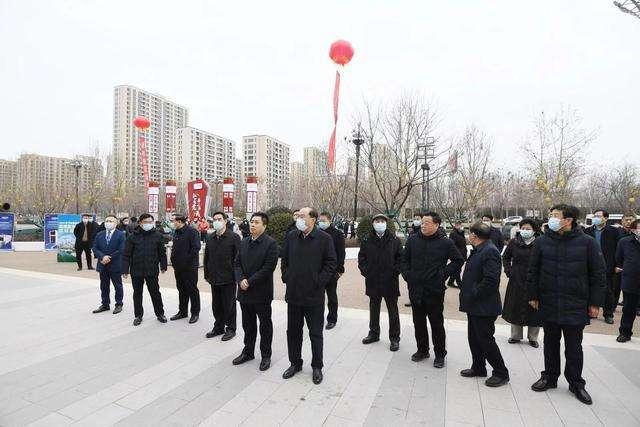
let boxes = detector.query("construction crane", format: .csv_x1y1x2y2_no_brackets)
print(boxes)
614,0,640,19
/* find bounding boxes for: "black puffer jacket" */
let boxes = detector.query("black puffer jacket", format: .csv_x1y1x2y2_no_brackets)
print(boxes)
584,224,620,276
502,235,542,326
526,226,606,326
235,233,279,303
449,228,468,260
204,228,241,286
459,241,503,316
615,235,640,295
122,227,168,277
170,225,201,271
400,228,464,304
357,230,403,298
322,225,346,274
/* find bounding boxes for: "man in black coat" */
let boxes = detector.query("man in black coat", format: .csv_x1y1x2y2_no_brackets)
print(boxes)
318,212,346,330
527,204,606,405
615,220,640,342
459,222,509,387
169,214,201,324
122,213,168,326
281,207,337,385
232,212,279,371
584,209,620,324
447,221,467,288
74,214,97,271
481,214,504,254
204,211,241,342
358,214,403,351
400,211,464,369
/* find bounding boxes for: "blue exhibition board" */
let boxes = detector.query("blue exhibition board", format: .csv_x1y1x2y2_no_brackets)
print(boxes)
0,212,15,251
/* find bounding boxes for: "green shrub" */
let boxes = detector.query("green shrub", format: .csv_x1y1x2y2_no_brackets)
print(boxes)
266,206,292,217
266,212,293,246
356,215,397,242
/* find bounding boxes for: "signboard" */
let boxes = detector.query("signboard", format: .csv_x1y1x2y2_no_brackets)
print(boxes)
187,179,210,221
56,214,81,262
0,212,15,251
148,184,160,221
44,213,60,251
246,177,258,219
222,177,234,218
165,182,177,214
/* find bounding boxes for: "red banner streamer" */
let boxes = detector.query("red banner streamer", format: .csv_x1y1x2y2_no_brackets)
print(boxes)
328,70,341,172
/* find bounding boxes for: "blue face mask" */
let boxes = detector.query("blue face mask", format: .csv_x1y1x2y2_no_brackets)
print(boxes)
318,221,330,230
548,217,562,232
591,217,602,226
296,218,307,231
141,223,154,232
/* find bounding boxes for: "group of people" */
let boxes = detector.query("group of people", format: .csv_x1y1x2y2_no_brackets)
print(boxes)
78,202,639,404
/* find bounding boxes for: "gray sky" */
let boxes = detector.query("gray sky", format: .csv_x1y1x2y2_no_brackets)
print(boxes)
1,0,638,168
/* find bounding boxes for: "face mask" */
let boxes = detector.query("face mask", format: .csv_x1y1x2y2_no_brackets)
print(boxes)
318,221,330,230
296,218,307,231
82,219,89,224
591,217,602,226
141,223,154,231
520,229,535,240
483,221,491,226
373,222,387,234
413,220,421,227
104,222,116,231
212,220,224,231
548,217,562,232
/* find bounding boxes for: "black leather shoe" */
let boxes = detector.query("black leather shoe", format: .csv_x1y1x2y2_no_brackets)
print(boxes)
531,376,557,392
206,329,224,339
282,364,302,379
77,267,82,271
604,316,614,325
404,302,412,307
508,338,520,344
133,317,142,326
170,313,187,321
411,351,430,362
325,322,336,330
617,334,631,343
529,340,539,348
362,334,380,345
113,305,123,314
259,357,271,371
232,353,255,366
221,330,236,341
312,368,323,385
433,357,445,369
189,315,199,324
460,369,487,378
92,305,110,314
485,376,509,387
569,385,592,405
390,340,399,352
157,315,167,323
88,266,94,270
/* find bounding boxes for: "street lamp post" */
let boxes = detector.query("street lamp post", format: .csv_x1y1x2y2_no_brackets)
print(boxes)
69,160,83,214
417,137,436,212
351,125,365,221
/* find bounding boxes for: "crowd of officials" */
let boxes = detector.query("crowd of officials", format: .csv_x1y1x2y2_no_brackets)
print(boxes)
73,203,640,405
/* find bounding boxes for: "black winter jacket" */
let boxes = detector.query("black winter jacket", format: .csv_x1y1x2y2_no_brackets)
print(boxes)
400,229,464,304
615,235,640,295
234,233,279,303
322,225,346,274
73,221,98,248
122,227,168,277
204,228,241,286
489,226,504,253
281,226,337,306
459,241,503,316
357,230,402,298
584,224,620,276
170,225,201,271
448,228,468,260
502,235,542,326
527,226,606,326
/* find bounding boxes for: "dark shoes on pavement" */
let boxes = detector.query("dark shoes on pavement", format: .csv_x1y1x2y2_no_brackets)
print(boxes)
282,364,302,379
260,358,271,371
170,313,188,321
411,351,430,362
206,329,224,339
113,305,123,314
189,315,199,324
531,376,557,392
133,317,142,326
312,368,323,385
362,334,380,345
157,315,167,323
433,357,445,369
617,334,631,343
485,376,509,387
604,316,614,325
232,353,255,366
569,385,593,405
390,340,400,352
460,369,487,378
404,302,412,307
92,305,109,314
529,340,539,348
325,322,336,330
508,338,520,344
221,330,236,341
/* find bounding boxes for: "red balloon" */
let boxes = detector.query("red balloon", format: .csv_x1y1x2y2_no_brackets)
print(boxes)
132,116,151,129
329,40,354,66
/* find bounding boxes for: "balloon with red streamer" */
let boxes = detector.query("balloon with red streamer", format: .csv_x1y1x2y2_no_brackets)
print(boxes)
328,40,354,172
133,116,151,188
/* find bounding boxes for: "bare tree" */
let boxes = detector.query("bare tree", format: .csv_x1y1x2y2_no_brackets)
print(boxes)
614,0,640,19
456,126,495,221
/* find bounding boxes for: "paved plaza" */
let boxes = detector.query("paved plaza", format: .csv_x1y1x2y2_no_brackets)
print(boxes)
1,267,640,426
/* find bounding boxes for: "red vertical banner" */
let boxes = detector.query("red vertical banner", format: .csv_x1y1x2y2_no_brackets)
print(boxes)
147,182,159,221
328,70,340,172
187,179,210,222
246,176,258,219
139,133,150,189
165,179,177,216
222,177,234,218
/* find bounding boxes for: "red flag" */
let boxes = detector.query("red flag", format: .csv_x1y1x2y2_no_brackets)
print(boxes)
328,70,341,172
139,134,150,189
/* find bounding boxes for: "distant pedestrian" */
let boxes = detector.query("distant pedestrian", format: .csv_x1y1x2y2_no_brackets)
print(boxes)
74,214,97,271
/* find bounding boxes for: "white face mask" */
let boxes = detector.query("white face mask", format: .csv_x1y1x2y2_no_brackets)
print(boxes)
82,218,89,224
212,220,224,231
520,229,535,240
296,218,307,231
141,223,154,232
104,222,116,231
374,222,387,234
413,220,421,227
318,221,330,230
483,220,491,226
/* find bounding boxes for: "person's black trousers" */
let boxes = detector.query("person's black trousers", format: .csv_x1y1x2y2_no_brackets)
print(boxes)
613,273,622,308
603,275,616,318
369,295,400,341
211,283,237,332
325,277,339,324
620,292,640,337
287,303,324,369
412,294,447,357
467,315,509,379
241,302,273,358
174,268,200,315
76,244,92,269
542,321,585,388
132,275,164,318
99,269,123,307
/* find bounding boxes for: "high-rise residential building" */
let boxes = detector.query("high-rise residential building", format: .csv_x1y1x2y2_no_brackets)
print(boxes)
242,135,290,210
0,159,17,195
16,153,103,194
112,85,188,186
234,158,243,187
174,127,236,185
303,146,328,177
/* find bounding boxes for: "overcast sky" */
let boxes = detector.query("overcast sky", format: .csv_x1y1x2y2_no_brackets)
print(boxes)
1,0,638,169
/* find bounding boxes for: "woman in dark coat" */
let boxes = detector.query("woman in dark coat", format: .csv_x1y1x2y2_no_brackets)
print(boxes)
502,218,542,347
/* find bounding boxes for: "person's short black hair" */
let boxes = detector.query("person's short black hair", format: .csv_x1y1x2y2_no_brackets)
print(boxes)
82,213,91,218
421,211,442,225
212,211,227,220
319,212,332,220
594,209,610,218
550,204,580,226
482,213,494,221
519,218,540,232
130,216,138,222
469,222,491,240
138,213,154,222
251,212,269,226
308,208,318,220
173,214,187,223
104,214,117,220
